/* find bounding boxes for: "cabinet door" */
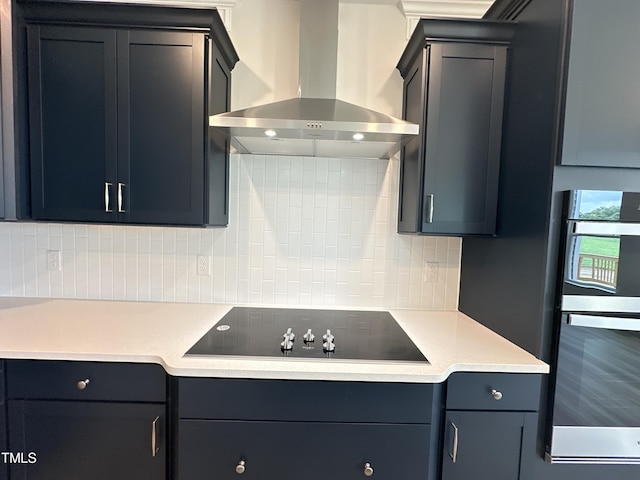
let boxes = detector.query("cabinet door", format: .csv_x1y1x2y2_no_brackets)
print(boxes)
0,361,6,480
441,411,536,480
8,400,165,480
422,43,506,235
398,47,428,234
560,0,640,168
117,30,205,225
205,37,232,226
27,25,118,222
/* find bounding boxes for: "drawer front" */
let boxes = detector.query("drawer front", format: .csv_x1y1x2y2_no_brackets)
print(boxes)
179,378,435,423
7,360,166,402
179,420,430,480
446,373,541,411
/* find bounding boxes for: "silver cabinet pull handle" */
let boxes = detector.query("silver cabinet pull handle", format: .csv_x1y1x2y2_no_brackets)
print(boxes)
117,183,126,213
235,460,246,475
104,183,113,212
76,378,90,390
151,416,160,457
491,389,503,401
449,421,459,463
426,193,434,223
364,462,374,477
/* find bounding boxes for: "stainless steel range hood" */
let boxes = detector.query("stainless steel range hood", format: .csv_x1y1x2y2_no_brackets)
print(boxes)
210,0,419,159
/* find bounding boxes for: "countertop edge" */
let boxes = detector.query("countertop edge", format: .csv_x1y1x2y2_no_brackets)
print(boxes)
0,298,549,383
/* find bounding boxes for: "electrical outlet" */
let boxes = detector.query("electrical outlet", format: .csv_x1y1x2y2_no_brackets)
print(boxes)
47,250,61,272
197,255,211,276
424,262,438,283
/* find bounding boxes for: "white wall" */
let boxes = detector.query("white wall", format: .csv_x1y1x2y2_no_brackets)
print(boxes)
228,0,301,109
0,0,463,310
0,155,461,309
336,2,407,117
227,0,408,117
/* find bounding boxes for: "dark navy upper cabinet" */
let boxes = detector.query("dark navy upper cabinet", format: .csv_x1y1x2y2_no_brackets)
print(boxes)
560,0,640,168
396,19,514,236
27,25,118,224
20,1,238,226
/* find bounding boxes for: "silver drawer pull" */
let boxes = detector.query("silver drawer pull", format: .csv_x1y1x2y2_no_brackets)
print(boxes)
151,416,160,457
104,183,113,212
426,194,434,223
449,421,459,463
117,182,126,213
363,462,374,477
235,460,246,475
491,389,503,401
76,378,90,390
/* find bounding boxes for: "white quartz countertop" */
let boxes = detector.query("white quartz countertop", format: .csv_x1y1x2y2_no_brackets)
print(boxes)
0,297,548,383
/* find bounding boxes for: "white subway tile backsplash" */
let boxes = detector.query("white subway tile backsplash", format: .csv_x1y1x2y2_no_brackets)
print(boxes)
0,154,461,309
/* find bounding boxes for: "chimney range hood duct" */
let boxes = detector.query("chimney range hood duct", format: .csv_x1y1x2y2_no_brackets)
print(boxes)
209,0,419,159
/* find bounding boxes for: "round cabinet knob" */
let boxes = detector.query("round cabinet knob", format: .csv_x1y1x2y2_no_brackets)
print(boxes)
491,389,503,401
76,379,90,390
364,463,374,477
235,460,246,475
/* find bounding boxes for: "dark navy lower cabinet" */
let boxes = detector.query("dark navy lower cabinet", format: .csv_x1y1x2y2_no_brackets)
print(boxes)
442,373,541,480
5,360,167,480
0,361,7,480
180,421,430,480
177,378,440,480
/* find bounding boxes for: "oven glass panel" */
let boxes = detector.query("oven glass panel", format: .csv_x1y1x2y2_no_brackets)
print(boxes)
563,234,640,297
566,190,623,221
553,315,640,428
564,235,620,292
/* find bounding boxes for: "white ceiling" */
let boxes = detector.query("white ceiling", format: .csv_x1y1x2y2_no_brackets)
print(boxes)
209,0,494,33
339,0,494,14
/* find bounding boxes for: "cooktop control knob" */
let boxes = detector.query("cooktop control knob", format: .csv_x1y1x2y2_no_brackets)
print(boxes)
281,334,294,351
303,329,315,343
323,329,334,343
322,329,336,352
323,340,336,352
284,327,295,341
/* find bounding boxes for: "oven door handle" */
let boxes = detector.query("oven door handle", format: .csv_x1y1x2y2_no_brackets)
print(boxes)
567,314,640,332
571,220,640,236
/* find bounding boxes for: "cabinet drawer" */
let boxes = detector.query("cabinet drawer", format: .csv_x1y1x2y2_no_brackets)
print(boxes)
7,360,166,402
179,378,434,423
179,420,430,480
446,373,541,411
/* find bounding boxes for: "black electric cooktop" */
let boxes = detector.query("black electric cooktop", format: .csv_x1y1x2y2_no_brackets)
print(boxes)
185,307,429,363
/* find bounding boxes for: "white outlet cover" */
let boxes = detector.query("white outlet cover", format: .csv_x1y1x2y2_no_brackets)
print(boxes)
47,250,61,272
197,255,211,276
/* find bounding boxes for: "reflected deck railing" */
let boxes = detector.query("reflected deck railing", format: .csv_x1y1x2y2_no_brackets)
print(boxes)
577,254,618,287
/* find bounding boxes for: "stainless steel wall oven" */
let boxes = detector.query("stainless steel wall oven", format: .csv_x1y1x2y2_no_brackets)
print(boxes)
547,190,640,464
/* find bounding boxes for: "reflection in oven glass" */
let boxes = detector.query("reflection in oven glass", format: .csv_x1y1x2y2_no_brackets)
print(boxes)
554,324,640,428
566,236,620,291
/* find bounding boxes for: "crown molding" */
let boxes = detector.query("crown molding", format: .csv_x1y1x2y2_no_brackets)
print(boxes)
89,0,237,30
400,0,493,38
211,0,236,30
